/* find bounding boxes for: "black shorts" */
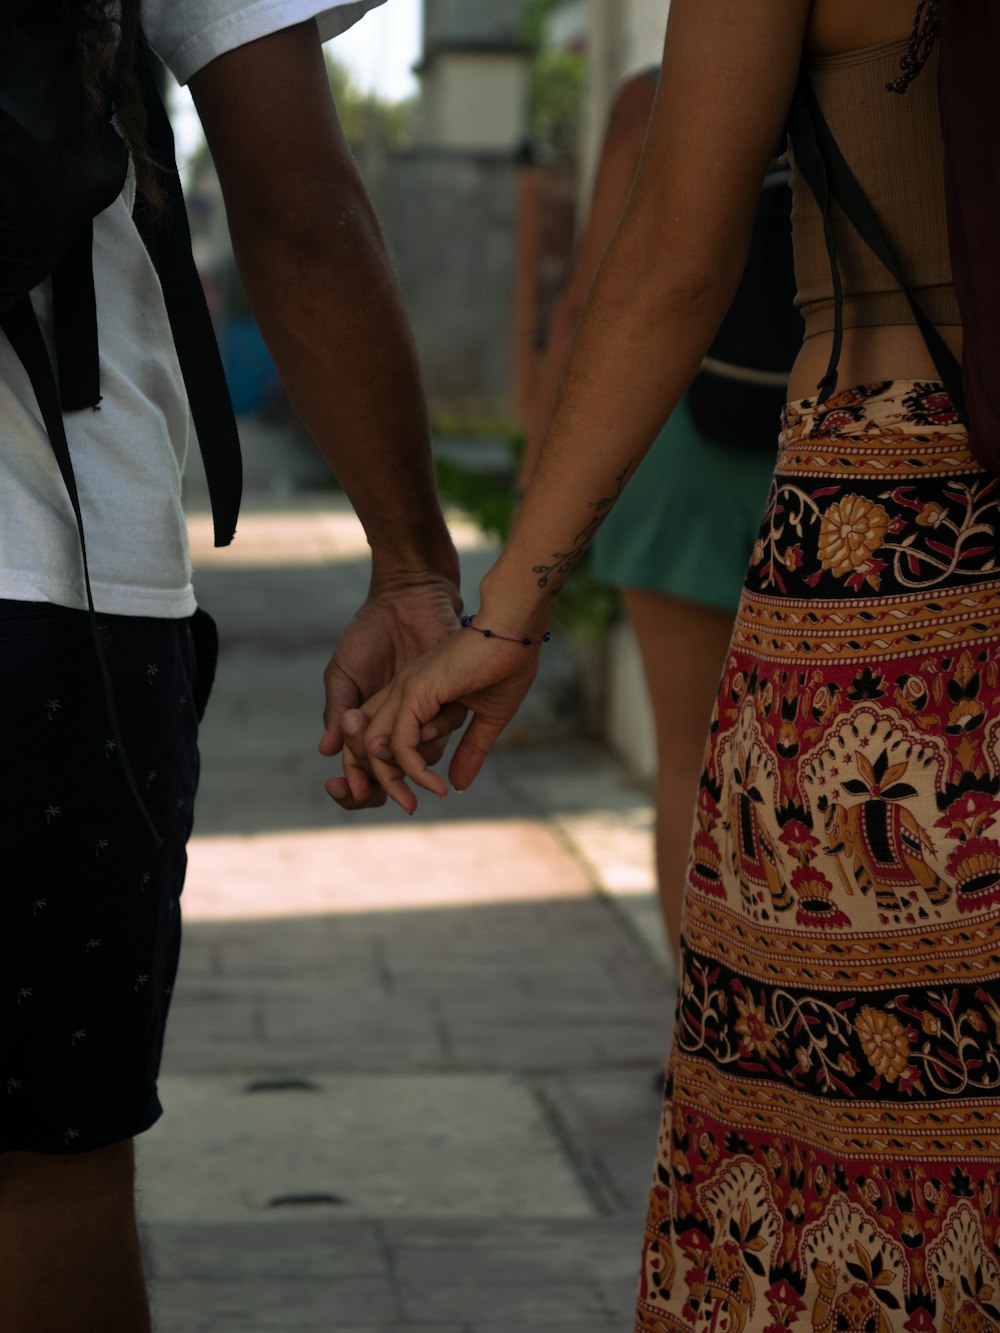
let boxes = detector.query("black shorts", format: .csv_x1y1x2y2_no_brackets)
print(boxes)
0,600,217,1155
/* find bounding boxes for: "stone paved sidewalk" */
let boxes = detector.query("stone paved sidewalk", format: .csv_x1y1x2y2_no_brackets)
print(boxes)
141,426,676,1331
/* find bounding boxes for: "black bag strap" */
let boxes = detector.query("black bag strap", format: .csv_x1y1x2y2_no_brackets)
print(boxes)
50,221,102,411
0,31,241,847
0,294,163,846
787,75,967,418
133,39,242,548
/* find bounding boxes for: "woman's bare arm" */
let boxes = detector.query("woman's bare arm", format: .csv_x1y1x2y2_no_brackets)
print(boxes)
492,0,811,636
352,0,813,807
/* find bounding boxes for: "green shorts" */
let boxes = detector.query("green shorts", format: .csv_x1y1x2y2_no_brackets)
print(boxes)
591,395,776,614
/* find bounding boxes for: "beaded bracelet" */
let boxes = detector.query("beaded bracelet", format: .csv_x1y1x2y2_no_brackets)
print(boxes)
460,614,551,647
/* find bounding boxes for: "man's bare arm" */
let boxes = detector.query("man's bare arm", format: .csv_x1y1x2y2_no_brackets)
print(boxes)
189,20,458,587
189,22,463,804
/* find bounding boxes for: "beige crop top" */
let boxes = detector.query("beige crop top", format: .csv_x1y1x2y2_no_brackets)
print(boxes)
788,36,960,338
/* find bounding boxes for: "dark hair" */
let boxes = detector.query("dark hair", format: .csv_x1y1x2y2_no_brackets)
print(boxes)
74,0,164,209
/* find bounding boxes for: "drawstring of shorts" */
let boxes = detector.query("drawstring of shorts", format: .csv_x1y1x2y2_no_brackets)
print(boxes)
886,0,940,94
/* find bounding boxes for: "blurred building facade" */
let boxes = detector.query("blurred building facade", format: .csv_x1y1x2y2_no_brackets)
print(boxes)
417,0,529,152
351,0,531,418
186,0,670,423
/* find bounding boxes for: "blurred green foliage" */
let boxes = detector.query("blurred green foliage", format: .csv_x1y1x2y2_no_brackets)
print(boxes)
522,0,586,161
523,0,567,50
324,54,416,152
528,50,586,161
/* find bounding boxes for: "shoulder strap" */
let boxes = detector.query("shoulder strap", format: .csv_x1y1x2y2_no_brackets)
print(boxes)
51,221,102,411
787,75,966,417
0,295,163,846
133,38,243,549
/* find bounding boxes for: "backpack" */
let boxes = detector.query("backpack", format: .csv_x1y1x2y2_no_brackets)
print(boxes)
939,0,1000,474
0,0,243,841
685,158,802,449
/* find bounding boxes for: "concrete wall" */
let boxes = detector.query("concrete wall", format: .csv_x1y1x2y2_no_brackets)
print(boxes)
367,150,519,415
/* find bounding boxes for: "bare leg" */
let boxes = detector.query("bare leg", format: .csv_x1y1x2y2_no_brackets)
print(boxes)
620,589,735,961
0,1139,150,1333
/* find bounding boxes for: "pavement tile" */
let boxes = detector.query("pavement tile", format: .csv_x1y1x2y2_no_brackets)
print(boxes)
145,1221,385,1280
469,1326,619,1332
385,1219,640,1325
213,928,385,985
149,1277,399,1328
533,1071,664,1218
441,996,668,1071
156,1327,466,1333
257,991,447,1068
138,1074,595,1224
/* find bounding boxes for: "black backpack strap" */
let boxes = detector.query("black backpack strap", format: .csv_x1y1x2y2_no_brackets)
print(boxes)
133,40,243,548
786,83,846,401
0,295,163,847
50,220,103,412
788,75,967,417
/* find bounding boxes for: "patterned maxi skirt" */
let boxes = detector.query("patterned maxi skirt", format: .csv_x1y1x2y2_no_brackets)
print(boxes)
635,382,1000,1333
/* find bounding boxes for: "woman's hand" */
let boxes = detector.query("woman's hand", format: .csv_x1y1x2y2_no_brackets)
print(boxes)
340,629,543,814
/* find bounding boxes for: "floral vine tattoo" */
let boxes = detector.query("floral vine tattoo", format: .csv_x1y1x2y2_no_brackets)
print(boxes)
532,463,632,595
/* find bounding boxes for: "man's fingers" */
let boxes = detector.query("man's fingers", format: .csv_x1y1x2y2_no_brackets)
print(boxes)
419,701,469,744
340,707,380,803
343,746,374,804
342,708,368,739
448,715,505,793
417,736,450,769
325,775,388,811
320,667,361,757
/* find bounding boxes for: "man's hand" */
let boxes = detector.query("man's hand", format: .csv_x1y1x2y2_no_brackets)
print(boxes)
320,574,466,809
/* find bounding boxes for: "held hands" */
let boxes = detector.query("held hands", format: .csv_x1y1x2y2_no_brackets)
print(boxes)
320,574,467,810
339,628,542,814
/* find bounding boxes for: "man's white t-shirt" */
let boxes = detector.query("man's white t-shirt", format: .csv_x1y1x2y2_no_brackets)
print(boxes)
0,0,385,617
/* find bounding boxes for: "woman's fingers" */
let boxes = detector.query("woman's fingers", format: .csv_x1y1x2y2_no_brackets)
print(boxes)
342,744,374,804
363,745,421,814
367,733,449,802
448,714,507,793
363,689,449,808
331,692,452,813
324,773,388,811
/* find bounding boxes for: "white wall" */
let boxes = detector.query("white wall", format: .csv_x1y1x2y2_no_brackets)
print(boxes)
578,0,669,206
418,52,528,152
605,623,658,785
622,0,669,76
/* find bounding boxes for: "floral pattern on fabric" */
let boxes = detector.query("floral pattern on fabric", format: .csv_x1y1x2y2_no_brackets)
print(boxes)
635,385,1000,1332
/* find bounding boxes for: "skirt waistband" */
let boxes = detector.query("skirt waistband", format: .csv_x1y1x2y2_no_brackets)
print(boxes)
779,379,967,447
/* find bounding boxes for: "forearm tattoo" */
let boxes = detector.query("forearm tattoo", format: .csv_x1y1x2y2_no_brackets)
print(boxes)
532,463,632,595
